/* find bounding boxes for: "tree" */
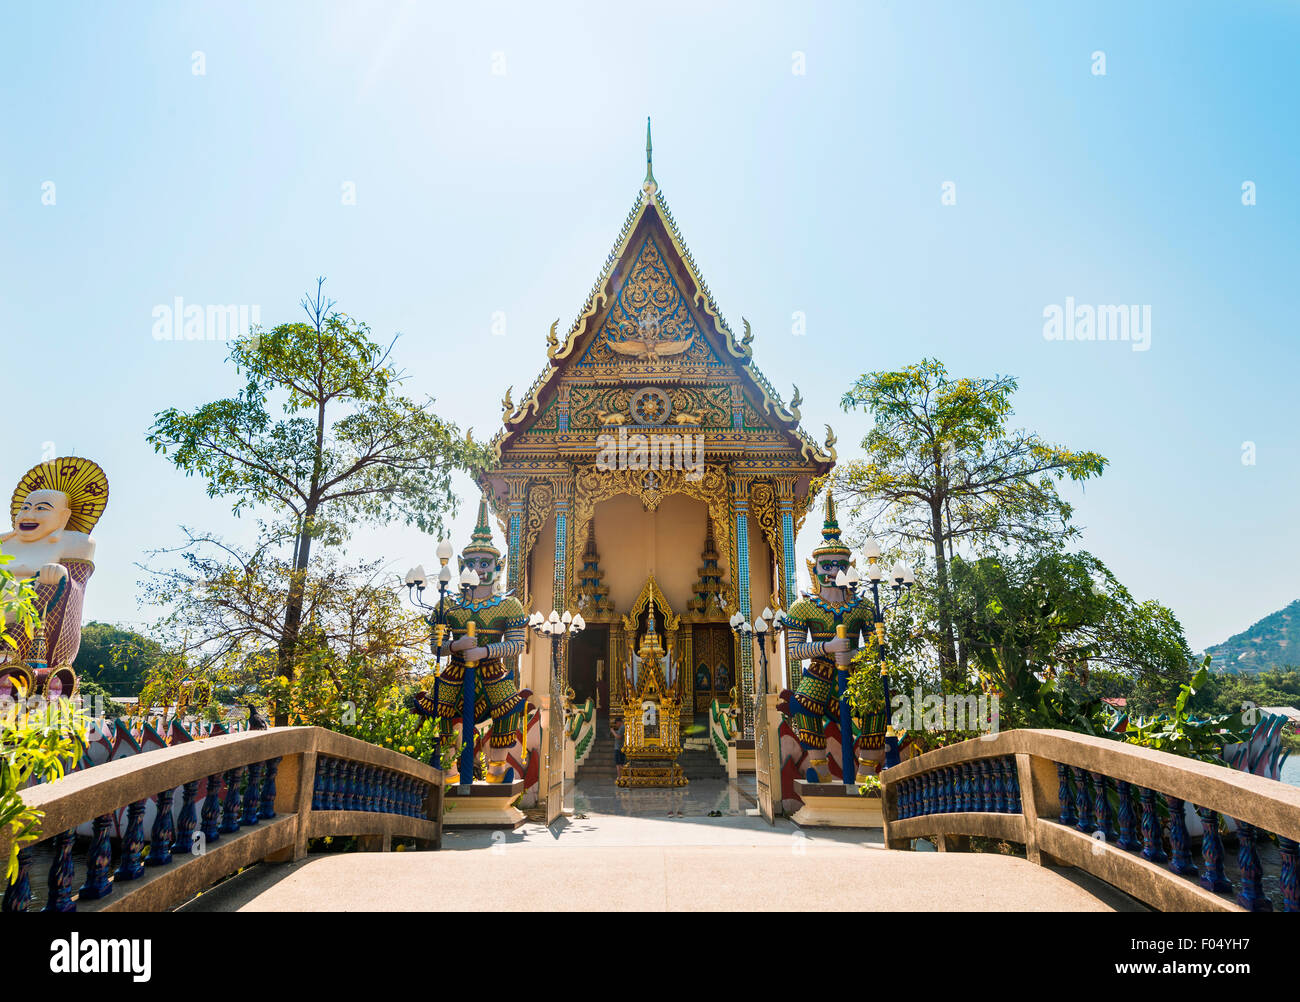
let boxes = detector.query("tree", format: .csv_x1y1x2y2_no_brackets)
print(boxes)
0,553,40,662
140,526,432,715
73,622,163,696
838,358,1107,684
147,280,485,722
948,550,1194,724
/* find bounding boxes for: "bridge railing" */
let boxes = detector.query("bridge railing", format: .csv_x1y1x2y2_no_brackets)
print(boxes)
880,728,1300,912
1,726,442,913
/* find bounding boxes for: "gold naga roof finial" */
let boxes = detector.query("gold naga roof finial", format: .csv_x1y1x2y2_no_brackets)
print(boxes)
501,386,514,418
642,116,657,197
824,424,838,461
545,318,559,354
740,317,754,354
789,384,803,421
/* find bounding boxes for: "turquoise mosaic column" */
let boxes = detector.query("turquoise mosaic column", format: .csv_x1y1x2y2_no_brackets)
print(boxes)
506,478,527,593
553,474,573,687
504,477,527,685
732,476,754,739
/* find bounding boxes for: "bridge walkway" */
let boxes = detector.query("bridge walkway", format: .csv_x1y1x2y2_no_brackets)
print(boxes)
182,776,1144,912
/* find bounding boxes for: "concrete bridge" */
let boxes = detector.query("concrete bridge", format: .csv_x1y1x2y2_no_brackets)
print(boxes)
5,727,1298,912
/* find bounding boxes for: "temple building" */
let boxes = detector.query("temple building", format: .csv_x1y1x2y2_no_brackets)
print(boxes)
478,123,835,750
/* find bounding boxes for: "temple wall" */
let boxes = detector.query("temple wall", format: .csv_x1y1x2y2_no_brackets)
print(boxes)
591,493,707,615
521,513,557,698
515,489,788,697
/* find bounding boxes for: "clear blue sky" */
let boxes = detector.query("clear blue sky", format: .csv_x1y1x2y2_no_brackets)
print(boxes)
2,1,1296,653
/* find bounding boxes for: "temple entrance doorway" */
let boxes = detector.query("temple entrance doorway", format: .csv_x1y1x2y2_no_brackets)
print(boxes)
691,624,735,715
568,625,610,717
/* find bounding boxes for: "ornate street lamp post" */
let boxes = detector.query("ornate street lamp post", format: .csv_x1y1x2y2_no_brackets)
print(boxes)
729,606,787,714
406,540,486,783
859,538,914,770
529,608,585,716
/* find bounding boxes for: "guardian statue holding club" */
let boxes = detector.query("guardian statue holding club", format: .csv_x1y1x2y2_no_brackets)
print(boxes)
404,497,530,786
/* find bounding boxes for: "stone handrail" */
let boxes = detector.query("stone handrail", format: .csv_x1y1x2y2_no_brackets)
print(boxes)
880,728,1300,912
1,726,443,913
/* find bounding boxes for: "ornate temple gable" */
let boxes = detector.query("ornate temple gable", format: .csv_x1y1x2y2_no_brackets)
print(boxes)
572,230,728,375
488,132,836,473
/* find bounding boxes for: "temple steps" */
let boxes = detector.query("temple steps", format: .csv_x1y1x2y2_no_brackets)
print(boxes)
576,728,726,783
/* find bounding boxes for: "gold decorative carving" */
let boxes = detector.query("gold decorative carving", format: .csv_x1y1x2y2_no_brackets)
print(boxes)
568,464,734,612
523,481,554,566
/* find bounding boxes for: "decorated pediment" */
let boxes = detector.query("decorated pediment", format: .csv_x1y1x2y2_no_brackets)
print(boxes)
489,127,836,472
574,233,726,375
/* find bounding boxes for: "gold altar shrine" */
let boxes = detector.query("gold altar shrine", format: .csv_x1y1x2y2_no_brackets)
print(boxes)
476,123,835,746
616,578,685,787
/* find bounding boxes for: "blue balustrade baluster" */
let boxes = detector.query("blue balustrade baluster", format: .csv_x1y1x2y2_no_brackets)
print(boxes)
241,762,263,826
319,757,334,809
1115,781,1140,851
2,846,33,912
313,757,326,810
1234,822,1273,911
1279,837,1299,913
43,830,76,912
363,766,376,811
345,761,360,810
965,764,977,811
147,789,175,866
336,758,347,808
943,768,955,812
220,767,243,834
1056,763,1075,826
260,757,280,819
174,779,200,855
78,814,115,899
201,772,224,843
976,761,990,811
1195,807,1231,892
115,800,147,881
1004,758,1021,813
990,762,1006,813
1090,773,1117,841
381,771,393,813
1139,787,1167,863
1072,767,1093,833
900,779,912,819
1165,796,1196,877
328,758,342,809
336,760,349,809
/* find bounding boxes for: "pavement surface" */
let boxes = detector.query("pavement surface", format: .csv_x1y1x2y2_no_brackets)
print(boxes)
181,772,1144,912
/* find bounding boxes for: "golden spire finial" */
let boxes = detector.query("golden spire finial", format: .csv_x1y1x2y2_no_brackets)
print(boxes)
642,117,657,197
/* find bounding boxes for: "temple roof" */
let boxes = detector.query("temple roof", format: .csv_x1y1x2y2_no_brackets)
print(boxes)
488,122,836,472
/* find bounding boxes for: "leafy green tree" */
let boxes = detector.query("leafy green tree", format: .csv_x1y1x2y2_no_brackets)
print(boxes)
948,550,1193,721
73,622,162,695
0,553,40,661
1123,663,1248,763
838,358,1107,683
147,280,485,722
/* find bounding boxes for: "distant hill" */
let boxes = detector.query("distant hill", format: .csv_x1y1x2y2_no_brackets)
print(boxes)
1205,599,1300,673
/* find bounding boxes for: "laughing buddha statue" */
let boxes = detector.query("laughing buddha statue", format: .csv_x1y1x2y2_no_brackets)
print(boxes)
0,457,109,697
